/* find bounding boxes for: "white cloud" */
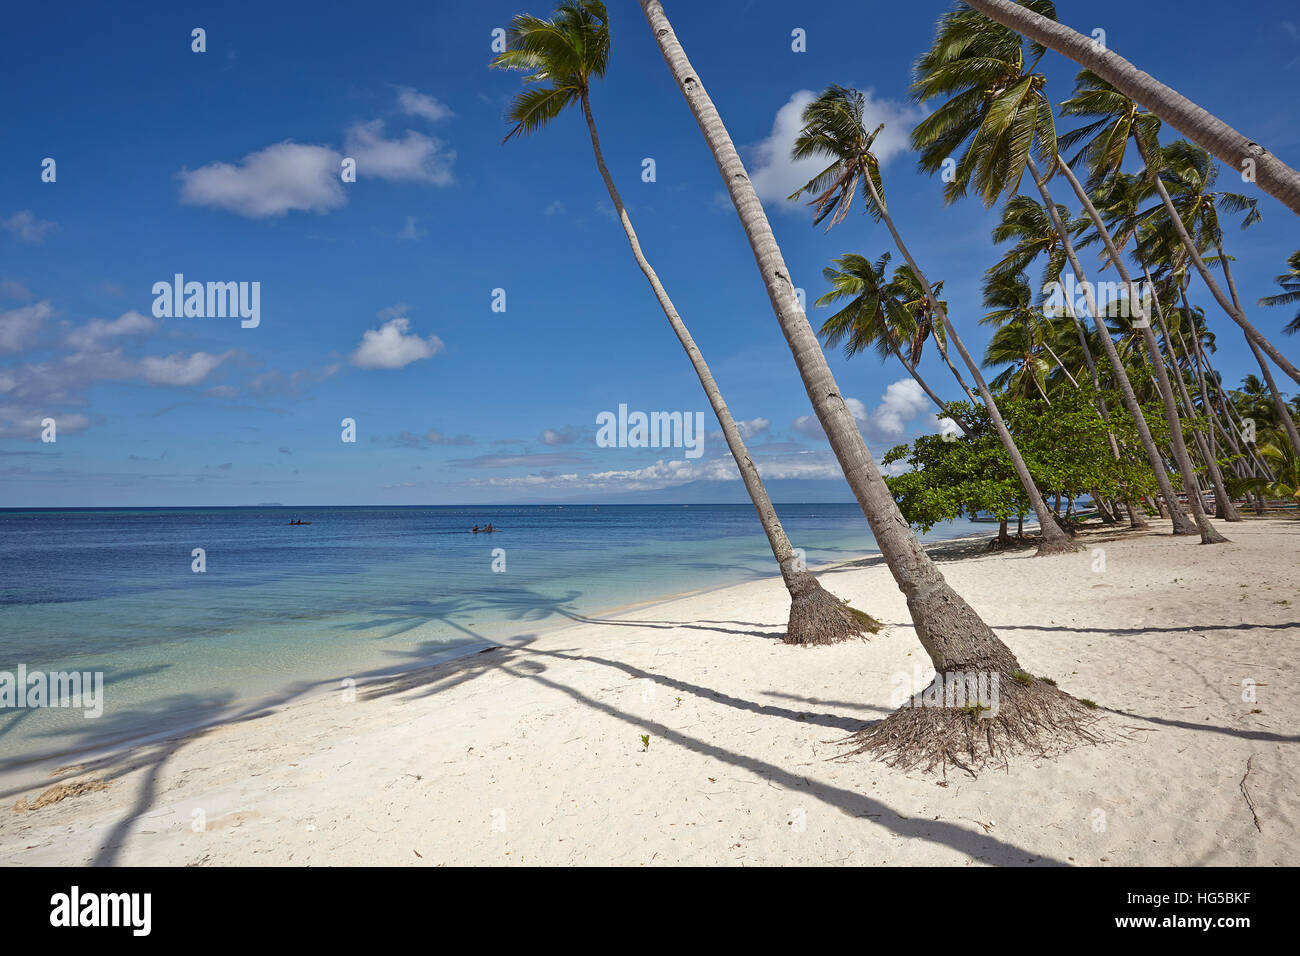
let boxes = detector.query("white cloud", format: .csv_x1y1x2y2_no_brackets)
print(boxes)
396,87,453,122
178,141,346,218
138,350,234,386
397,216,427,240
471,448,848,493
708,416,770,442
0,279,33,299
64,310,155,350
867,379,932,440
541,426,580,446
792,379,932,443
0,301,53,353
749,89,918,213
2,210,59,244
344,120,455,185
350,315,444,370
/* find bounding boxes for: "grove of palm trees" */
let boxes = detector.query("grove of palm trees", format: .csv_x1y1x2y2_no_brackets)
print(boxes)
484,0,1298,779
4,0,1297,894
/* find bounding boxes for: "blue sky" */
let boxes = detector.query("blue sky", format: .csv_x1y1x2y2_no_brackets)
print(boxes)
3,0,1298,506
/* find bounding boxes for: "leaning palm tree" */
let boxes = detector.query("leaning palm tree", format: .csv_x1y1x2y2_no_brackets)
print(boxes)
1260,251,1300,335
491,1,876,645
816,252,971,432
980,272,1060,401
909,2,1217,539
957,0,1300,217
789,83,1078,556
637,0,1102,774
990,193,1149,527
1057,71,1300,390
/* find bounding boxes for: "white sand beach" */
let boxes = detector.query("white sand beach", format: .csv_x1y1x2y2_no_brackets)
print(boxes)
2,518,1297,866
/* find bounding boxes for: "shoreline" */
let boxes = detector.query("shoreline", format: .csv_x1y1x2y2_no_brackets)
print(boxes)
0,523,996,780
4,517,1295,866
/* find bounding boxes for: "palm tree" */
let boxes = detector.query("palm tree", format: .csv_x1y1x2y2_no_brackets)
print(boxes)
1058,72,1300,389
1260,251,1300,335
910,3,1207,537
816,252,972,432
889,266,982,407
491,1,876,645
637,0,1100,773
1088,174,1242,520
990,194,1151,526
790,83,1078,556
980,272,1057,401
958,0,1300,217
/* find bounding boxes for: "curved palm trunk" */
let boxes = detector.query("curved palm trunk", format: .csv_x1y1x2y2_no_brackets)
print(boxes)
1214,242,1300,458
889,341,972,433
1057,267,1147,527
856,172,1077,555
638,0,1100,773
930,331,982,407
1028,157,1191,533
1040,339,1079,389
962,0,1300,217
1056,160,1228,544
1146,279,1239,520
1132,140,1300,387
578,93,874,645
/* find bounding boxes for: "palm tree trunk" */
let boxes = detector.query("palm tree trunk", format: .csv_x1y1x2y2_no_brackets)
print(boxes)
578,92,874,645
931,331,982,407
1056,159,1228,544
1028,157,1193,533
1055,264,1146,526
638,0,1098,771
1131,140,1300,386
1146,280,1240,520
1040,339,1079,389
889,341,971,433
962,0,1300,216
1214,241,1300,458
856,169,1077,555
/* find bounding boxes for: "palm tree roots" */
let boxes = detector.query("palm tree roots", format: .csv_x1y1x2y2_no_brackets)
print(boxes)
838,671,1106,777
785,578,881,646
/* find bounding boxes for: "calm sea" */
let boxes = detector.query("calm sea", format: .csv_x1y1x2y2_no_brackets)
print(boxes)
0,504,981,765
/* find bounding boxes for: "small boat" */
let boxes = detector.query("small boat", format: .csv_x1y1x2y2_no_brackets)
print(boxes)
286,520,312,525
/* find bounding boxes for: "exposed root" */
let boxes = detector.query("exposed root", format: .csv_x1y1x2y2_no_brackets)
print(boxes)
836,672,1106,777
1035,535,1083,557
784,577,881,647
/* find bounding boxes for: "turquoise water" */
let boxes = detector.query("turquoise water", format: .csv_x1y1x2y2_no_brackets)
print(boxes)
0,504,981,764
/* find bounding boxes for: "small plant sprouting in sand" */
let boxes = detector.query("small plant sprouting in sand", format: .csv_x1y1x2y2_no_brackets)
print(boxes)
960,701,991,720
1011,669,1034,686
1038,675,1057,686
1079,698,1099,709
639,734,650,751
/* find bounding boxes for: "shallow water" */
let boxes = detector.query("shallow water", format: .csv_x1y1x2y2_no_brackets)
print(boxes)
0,504,982,763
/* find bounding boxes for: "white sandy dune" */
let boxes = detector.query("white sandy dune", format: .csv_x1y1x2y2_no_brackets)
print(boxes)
2,518,1297,866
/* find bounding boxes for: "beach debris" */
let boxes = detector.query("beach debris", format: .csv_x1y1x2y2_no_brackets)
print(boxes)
13,778,109,813
1239,755,1262,832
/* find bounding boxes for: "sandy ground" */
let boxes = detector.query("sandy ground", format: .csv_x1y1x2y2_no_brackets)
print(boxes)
1,517,1296,867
